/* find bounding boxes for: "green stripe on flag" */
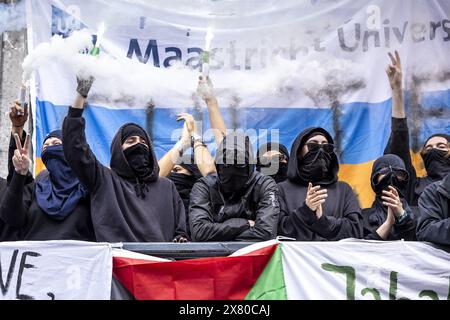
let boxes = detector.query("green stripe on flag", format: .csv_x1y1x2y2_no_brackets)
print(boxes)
245,244,287,300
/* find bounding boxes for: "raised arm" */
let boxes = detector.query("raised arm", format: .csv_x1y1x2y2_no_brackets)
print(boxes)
62,76,105,193
197,76,227,146
158,113,215,177
0,134,32,228
386,51,405,119
384,51,417,204
158,120,191,177
178,113,216,177
8,101,33,184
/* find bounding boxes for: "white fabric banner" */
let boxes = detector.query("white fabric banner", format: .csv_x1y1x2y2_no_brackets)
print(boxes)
26,0,450,108
0,241,112,300
282,240,450,300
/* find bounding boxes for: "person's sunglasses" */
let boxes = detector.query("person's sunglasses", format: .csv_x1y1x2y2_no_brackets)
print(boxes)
257,154,287,167
377,166,408,181
306,142,335,154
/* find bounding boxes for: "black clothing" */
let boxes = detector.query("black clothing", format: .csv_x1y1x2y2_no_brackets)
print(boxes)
189,132,279,242
363,154,416,240
416,173,450,245
385,118,450,206
278,127,363,240
0,171,95,241
62,107,187,242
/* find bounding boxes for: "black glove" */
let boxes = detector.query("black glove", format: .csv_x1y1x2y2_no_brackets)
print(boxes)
76,75,95,98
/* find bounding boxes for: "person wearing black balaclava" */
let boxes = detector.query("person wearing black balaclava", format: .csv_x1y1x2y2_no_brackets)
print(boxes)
168,160,202,238
363,154,416,240
0,129,95,241
384,51,450,206
277,127,363,241
169,161,202,210
189,131,279,242
256,142,290,184
158,112,217,239
416,171,450,245
61,76,187,242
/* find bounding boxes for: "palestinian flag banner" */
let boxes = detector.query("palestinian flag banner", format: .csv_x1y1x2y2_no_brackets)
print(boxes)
113,240,450,300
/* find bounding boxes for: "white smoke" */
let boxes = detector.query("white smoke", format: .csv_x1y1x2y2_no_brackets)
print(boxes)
22,28,365,108
0,0,26,34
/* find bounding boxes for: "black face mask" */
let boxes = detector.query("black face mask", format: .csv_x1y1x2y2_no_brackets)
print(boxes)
123,143,152,180
257,155,289,183
168,172,197,198
272,162,288,183
298,149,332,184
218,164,249,194
374,172,404,197
422,148,450,180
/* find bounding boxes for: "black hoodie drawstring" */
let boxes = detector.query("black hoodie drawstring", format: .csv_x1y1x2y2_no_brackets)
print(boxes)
134,177,149,198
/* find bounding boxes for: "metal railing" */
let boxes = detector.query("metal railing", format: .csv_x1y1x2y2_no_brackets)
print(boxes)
121,242,257,260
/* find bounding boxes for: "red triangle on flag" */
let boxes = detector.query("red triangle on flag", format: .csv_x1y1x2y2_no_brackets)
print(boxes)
113,243,278,300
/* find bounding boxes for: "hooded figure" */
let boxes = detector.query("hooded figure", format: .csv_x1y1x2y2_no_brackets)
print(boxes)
168,159,202,211
189,131,279,241
416,172,450,245
168,157,203,238
277,127,363,240
385,114,450,206
0,130,95,241
62,107,187,242
256,142,290,183
363,154,416,240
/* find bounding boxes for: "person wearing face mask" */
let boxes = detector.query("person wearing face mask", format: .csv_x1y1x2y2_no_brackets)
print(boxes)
363,154,416,240
157,113,216,238
256,142,290,184
189,131,280,242
277,127,363,241
0,129,95,241
61,76,187,242
168,161,202,210
165,159,203,239
384,51,450,206
196,74,287,190
416,171,450,245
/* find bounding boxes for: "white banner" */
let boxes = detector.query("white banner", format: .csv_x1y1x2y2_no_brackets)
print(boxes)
0,241,112,300
26,0,450,209
282,240,450,300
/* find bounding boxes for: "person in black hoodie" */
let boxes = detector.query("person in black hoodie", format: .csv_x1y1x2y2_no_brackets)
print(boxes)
363,154,416,240
189,131,279,242
0,100,30,241
169,160,202,212
62,77,187,242
416,172,450,245
167,158,203,239
278,127,363,240
384,51,450,206
0,129,95,241
256,142,290,183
